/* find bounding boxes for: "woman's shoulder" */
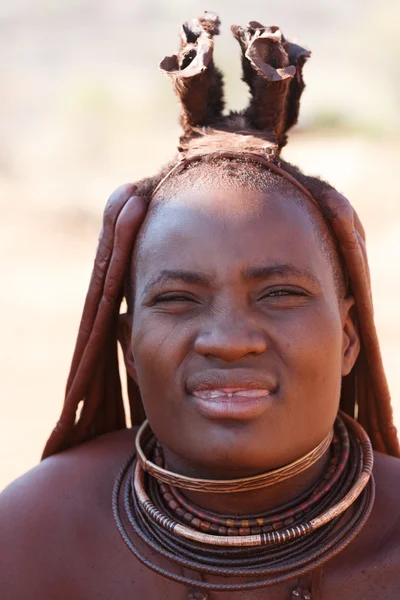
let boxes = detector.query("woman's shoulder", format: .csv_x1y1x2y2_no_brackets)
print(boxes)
372,450,400,516
369,450,400,551
361,451,400,561
339,450,400,553
1,426,138,508
0,427,138,600
322,450,400,598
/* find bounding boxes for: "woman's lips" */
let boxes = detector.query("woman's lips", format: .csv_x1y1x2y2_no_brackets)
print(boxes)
192,387,270,399
190,387,274,420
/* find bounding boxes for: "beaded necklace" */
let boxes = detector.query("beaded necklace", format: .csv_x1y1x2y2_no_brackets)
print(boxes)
156,418,346,537
113,412,374,594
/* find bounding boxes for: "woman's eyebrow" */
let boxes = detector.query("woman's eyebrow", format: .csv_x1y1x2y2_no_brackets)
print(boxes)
142,265,321,297
142,269,212,296
243,264,321,287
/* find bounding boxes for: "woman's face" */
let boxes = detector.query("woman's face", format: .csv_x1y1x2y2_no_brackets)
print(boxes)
129,183,359,477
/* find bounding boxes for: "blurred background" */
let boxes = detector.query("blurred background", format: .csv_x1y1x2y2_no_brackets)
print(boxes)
1,0,400,490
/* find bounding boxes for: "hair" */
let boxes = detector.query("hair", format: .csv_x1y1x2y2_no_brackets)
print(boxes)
42,14,399,460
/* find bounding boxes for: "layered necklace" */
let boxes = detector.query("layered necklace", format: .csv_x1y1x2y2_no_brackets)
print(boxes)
113,412,374,596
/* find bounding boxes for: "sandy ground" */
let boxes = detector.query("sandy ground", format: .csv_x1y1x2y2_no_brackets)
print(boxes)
1,132,400,491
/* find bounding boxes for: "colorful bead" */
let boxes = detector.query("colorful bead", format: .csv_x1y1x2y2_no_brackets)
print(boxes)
250,526,262,535
209,524,220,534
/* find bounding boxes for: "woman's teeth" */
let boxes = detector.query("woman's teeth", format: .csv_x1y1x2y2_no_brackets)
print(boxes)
192,389,270,399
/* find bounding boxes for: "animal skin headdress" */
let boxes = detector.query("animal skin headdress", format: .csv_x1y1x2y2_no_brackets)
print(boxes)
43,13,399,459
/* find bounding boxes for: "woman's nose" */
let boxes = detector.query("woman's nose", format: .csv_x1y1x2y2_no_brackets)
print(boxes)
194,317,268,362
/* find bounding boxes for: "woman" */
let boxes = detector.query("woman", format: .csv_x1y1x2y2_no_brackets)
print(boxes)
1,13,400,600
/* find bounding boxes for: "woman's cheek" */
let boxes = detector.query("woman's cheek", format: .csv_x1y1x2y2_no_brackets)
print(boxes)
276,307,343,377
133,319,185,393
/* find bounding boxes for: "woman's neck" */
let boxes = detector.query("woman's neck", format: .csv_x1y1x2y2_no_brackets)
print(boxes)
161,447,330,515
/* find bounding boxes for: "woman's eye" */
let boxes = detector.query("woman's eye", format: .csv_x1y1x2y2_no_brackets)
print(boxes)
270,290,300,296
154,294,196,304
260,288,307,299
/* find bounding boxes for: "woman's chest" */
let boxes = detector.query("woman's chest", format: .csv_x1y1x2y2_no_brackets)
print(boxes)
69,549,400,600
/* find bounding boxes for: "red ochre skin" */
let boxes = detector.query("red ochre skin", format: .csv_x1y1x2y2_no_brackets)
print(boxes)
1,184,400,598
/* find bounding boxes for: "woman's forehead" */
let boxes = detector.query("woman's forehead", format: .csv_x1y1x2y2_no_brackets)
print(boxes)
134,187,332,286
143,184,312,236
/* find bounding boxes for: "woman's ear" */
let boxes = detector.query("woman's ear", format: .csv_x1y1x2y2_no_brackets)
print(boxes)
341,296,360,376
118,313,138,383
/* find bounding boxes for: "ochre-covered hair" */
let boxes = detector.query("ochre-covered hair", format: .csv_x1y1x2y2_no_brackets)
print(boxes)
43,14,399,459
